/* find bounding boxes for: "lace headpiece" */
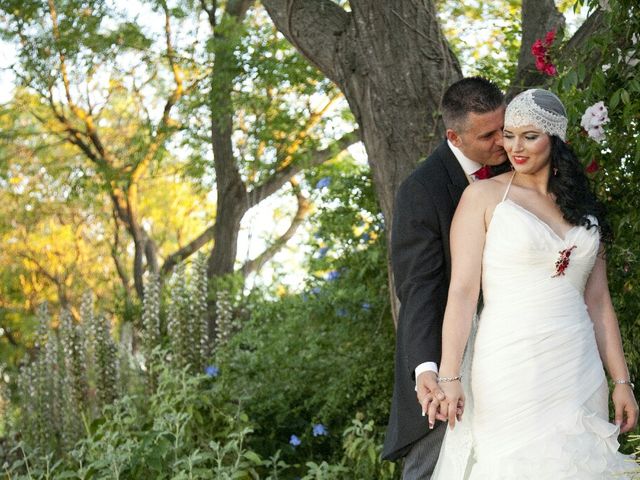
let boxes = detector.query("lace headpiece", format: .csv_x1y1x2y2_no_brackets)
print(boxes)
504,89,568,140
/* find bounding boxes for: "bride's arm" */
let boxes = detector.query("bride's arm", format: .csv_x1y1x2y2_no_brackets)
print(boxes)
435,183,489,429
585,251,639,433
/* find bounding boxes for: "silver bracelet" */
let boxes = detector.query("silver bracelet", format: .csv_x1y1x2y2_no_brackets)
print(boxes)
613,379,635,389
437,375,462,383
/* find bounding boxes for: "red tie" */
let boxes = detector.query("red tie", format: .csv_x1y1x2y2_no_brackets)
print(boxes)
473,165,491,180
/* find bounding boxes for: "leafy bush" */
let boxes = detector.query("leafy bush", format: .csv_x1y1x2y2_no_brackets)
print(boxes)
4,357,398,479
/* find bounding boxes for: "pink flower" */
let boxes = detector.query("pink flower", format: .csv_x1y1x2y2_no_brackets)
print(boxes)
545,29,556,44
586,159,599,173
581,102,609,143
531,39,546,57
531,30,557,76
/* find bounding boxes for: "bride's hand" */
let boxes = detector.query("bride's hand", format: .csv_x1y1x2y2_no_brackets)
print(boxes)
612,384,639,433
438,381,465,429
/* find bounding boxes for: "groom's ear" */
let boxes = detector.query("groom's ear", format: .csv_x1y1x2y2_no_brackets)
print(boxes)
446,129,462,147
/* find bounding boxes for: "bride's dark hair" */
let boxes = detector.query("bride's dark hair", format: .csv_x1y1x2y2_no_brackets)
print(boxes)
548,136,612,244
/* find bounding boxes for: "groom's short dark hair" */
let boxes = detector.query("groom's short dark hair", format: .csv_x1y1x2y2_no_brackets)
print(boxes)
442,77,504,132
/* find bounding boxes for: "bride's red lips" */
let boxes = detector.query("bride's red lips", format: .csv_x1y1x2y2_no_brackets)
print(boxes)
513,156,528,164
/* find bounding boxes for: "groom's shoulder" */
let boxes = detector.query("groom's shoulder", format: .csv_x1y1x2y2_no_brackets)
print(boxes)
407,142,451,186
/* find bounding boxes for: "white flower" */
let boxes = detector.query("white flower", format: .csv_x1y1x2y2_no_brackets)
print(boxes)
624,52,639,68
587,125,606,143
581,102,609,143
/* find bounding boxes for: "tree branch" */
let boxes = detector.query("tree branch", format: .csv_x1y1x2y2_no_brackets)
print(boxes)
48,0,110,163
17,253,80,321
130,0,184,184
199,0,218,28
558,9,606,86
276,91,341,171
110,208,132,298
161,225,216,276
0,324,19,347
260,0,351,86
241,179,311,276
226,0,253,19
248,129,359,208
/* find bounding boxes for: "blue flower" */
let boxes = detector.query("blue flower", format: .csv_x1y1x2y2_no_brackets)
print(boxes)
205,365,219,377
317,247,329,258
326,270,340,281
336,308,347,317
311,286,322,295
312,424,328,437
360,233,370,242
289,434,301,447
315,177,331,189
361,302,372,310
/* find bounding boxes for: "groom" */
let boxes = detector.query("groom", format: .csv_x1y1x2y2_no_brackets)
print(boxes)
382,77,507,479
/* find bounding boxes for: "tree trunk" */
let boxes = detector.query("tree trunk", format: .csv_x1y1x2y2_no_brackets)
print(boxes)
509,0,565,96
261,0,461,324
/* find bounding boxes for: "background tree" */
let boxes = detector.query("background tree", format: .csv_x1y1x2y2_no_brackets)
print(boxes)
0,0,357,306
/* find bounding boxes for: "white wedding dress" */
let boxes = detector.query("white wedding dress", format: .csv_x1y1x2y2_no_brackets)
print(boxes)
433,176,638,479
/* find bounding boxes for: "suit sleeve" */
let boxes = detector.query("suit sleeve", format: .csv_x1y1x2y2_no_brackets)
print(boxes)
391,175,448,377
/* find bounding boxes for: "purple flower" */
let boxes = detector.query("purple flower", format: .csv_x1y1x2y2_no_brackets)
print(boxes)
326,270,340,281
312,424,328,437
315,177,331,189
289,434,301,447
361,302,371,310
205,365,219,377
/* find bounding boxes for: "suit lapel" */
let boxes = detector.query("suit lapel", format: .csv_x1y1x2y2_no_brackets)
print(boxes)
436,142,468,207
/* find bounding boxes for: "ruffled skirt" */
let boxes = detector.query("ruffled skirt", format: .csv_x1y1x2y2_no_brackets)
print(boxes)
468,381,637,479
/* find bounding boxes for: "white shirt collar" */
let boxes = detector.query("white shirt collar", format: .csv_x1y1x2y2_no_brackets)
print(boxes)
447,140,483,177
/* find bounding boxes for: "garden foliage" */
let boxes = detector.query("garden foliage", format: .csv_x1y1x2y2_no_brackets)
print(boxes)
2,161,399,479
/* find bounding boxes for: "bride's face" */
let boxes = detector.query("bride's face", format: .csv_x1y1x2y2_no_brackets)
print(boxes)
501,125,551,175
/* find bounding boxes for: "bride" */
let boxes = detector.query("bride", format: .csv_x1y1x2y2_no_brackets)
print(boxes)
430,89,639,479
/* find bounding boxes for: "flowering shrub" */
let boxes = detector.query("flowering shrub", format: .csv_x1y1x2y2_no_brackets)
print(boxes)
580,101,610,143
531,29,557,76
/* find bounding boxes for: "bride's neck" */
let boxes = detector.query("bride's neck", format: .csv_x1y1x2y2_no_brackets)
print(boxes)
512,169,552,196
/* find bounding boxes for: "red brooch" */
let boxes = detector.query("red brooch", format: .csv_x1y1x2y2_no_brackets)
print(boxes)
552,245,577,277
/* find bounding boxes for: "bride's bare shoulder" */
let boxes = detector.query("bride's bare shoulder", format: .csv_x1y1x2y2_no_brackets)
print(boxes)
463,172,513,205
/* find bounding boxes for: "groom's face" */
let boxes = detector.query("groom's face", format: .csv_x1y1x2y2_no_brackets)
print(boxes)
448,106,507,166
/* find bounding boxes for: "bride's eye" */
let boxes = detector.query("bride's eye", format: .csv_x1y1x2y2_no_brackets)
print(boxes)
525,135,539,140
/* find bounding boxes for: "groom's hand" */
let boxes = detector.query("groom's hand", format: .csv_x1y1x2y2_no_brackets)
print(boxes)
416,371,446,429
